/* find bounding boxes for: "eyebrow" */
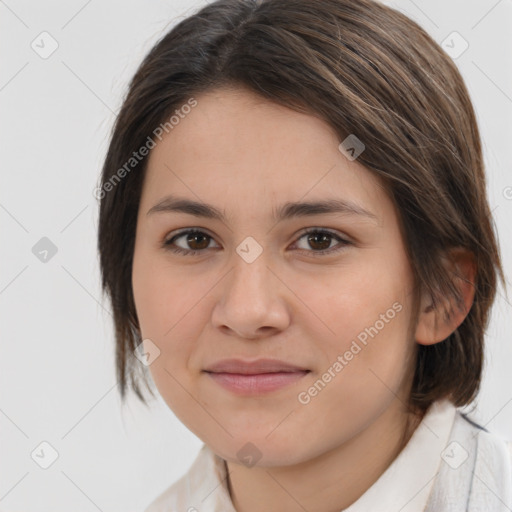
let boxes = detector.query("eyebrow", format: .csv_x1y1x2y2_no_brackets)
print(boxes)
146,194,378,223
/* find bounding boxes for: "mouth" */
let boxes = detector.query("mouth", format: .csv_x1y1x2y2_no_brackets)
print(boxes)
203,358,311,395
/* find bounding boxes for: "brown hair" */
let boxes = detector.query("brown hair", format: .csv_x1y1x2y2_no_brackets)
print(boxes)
97,0,505,412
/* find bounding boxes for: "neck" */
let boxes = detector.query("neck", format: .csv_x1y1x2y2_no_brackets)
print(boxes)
225,399,425,512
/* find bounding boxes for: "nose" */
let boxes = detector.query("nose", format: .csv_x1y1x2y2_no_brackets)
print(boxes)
211,250,291,340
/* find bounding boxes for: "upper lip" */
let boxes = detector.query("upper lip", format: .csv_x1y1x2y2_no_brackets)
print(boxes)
204,358,310,374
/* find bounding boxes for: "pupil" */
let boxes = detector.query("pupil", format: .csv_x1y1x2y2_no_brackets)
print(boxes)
309,233,330,250
188,233,209,250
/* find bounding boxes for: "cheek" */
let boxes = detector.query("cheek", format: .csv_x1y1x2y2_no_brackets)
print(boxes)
131,254,202,421
296,303,414,440
133,250,204,338
292,258,410,349
132,251,214,386
301,252,415,393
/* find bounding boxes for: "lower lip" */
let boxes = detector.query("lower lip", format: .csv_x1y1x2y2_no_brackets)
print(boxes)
205,371,309,395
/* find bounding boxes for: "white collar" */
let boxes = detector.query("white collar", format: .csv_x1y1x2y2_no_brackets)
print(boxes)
342,398,456,511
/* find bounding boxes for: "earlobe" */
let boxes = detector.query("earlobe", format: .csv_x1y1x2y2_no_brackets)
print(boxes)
415,248,476,346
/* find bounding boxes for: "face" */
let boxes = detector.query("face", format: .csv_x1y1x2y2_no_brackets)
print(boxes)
132,86,419,466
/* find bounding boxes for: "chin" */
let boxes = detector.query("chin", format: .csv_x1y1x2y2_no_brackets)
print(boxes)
207,431,313,468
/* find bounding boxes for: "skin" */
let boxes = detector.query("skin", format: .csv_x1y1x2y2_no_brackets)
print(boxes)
131,86,475,512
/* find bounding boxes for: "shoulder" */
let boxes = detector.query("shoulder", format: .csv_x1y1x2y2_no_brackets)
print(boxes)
457,409,512,458
143,444,233,512
455,409,512,493
143,445,210,512
425,405,512,508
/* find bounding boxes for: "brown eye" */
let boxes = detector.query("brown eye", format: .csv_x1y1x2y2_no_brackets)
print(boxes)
183,232,210,250
163,230,218,255
294,229,351,256
305,232,333,251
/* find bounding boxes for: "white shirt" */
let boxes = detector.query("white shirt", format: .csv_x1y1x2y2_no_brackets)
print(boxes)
144,398,512,512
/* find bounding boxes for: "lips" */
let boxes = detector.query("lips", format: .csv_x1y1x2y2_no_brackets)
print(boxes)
203,358,310,395
204,358,309,374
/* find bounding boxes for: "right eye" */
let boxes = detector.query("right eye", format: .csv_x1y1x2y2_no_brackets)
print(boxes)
162,229,219,256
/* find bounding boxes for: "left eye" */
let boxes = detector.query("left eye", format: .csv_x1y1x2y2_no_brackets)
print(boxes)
293,229,350,254
162,228,351,256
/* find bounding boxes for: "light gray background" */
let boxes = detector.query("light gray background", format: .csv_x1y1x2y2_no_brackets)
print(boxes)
1,0,511,510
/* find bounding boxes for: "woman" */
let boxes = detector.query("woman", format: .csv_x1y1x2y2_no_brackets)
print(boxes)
96,0,512,510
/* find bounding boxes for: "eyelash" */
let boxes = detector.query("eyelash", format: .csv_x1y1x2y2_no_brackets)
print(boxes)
162,228,352,257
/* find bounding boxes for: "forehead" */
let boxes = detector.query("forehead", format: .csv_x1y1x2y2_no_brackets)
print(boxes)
140,87,392,225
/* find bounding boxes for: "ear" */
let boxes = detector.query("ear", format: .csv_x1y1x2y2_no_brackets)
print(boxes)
415,248,476,346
